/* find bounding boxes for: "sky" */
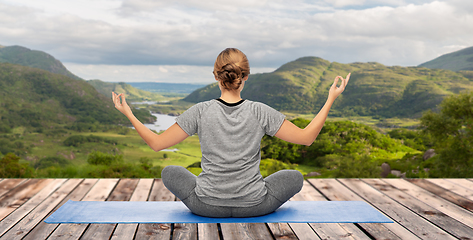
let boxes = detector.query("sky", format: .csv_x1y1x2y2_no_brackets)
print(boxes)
1,0,472,83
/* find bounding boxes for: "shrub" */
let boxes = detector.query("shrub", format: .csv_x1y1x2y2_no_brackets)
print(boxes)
64,134,118,147
259,158,296,178
324,154,381,178
34,156,70,169
187,161,201,168
0,153,35,178
87,151,123,165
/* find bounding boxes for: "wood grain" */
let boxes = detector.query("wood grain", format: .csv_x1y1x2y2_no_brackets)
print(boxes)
339,178,456,240
308,178,414,240
23,179,98,240
47,178,119,240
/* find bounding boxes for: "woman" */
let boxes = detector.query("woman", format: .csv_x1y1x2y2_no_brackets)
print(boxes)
112,48,350,217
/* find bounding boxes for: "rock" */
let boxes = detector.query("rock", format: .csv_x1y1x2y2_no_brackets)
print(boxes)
304,172,321,177
423,149,436,160
381,162,391,178
391,170,406,178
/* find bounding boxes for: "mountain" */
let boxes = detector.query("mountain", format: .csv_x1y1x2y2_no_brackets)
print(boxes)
184,57,473,118
0,45,81,80
0,63,153,132
419,46,473,71
127,82,207,94
87,80,167,102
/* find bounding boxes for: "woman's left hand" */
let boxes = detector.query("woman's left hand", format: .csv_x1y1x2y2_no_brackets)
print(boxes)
112,92,133,117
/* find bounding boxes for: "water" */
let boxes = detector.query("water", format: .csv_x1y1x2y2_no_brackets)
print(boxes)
132,113,177,132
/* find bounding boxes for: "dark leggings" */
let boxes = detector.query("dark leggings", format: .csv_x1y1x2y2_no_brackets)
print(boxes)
161,165,304,218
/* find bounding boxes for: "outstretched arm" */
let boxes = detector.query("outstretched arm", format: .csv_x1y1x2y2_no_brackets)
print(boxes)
112,92,189,152
274,73,350,146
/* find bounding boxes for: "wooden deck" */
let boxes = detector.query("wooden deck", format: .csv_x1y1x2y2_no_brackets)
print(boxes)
1,179,473,240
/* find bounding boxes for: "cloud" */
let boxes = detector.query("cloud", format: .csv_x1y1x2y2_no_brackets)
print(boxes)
0,0,472,71
119,0,270,15
63,63,275,83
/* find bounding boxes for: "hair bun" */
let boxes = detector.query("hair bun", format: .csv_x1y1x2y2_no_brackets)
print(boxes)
213,48,250,90
217,63,242,90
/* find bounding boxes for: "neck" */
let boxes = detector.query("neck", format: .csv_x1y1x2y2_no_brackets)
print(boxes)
219,89,242,103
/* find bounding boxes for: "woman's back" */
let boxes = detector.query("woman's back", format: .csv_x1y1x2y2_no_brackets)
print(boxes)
176,98,285,207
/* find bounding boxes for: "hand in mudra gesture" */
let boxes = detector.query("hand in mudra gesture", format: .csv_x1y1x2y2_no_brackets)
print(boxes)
328,73,350,100
112,92,133,117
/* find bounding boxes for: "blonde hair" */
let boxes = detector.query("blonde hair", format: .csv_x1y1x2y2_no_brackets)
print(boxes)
213,48,250,90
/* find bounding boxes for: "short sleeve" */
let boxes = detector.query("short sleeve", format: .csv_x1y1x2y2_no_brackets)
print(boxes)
175,103,202,136
250,102,286,136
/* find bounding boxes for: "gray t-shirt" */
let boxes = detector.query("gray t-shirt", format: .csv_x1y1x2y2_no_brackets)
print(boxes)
176,99,285,207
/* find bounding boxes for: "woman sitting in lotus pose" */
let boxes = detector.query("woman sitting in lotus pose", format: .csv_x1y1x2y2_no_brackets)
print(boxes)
112,48,350,217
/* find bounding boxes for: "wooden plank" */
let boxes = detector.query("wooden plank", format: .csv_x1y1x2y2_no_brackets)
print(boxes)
47,178,119,240
293,180,369,240
267,223,298,240
134,179,173,240
447,178,473,191
0,179,54,220
197,223,220,240
220,223,272,240
22,179,98,240
429,179,473,201
80,179,139,240
0,179,66,237
308,178,411,240
339,178,456,240
0,179,26,198
0,179,83,240
110,179,154,240
288,223,319,240
363,178,473,239
172,223,197,240
300,180,370,240
384,178,473,230
407,179,473,212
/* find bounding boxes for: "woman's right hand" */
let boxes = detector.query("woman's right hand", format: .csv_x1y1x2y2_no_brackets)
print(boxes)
328,73,350,101
112,92,133,117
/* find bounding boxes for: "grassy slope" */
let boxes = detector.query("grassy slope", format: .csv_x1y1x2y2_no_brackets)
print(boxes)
419,46,473,71
184,57,473,118
0,63,151,130
0,45,81,80
12,126,200,174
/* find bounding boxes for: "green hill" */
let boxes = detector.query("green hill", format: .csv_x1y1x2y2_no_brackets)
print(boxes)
0,63,153,133
87,80,167,102
419,46,473,71
0,45,81,80
184,57,473,118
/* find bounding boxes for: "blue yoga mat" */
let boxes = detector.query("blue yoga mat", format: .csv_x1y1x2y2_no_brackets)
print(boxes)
45,200,392,224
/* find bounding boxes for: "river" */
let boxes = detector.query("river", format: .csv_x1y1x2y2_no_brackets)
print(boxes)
129,101,178,132
132,113,177,132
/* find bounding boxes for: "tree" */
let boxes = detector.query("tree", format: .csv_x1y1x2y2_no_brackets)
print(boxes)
420,92,473,177
0,153,35,178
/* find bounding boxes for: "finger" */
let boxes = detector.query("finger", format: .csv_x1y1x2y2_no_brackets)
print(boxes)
114,93,123,106
333,76,341,87
119,93,127,105
112,92,118,105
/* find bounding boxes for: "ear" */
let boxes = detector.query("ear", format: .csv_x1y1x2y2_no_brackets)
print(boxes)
243,75,249,81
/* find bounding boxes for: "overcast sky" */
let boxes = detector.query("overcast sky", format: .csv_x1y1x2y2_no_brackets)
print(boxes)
1,0,472,83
